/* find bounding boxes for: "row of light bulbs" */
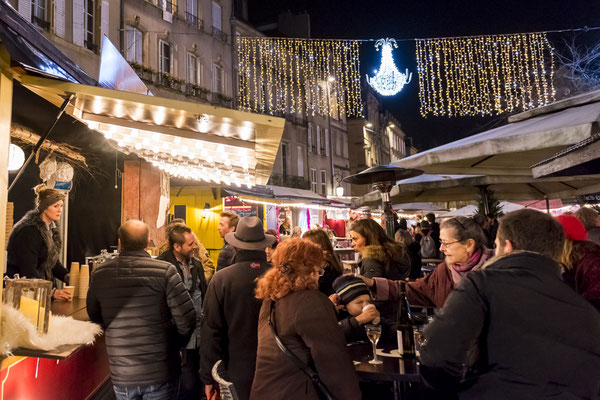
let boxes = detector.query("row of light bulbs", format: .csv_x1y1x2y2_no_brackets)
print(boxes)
415,33,555,117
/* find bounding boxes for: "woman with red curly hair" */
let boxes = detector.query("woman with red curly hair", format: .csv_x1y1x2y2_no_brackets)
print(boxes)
250,238,360,400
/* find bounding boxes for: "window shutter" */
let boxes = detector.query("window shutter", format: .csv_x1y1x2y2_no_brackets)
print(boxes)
72,0,84,47
316,126,321,155
325,128,329,156
297,146,304,177
212,1,222,30
18,0,31,22
307,123,312,153
125,27,134,61
135,30,142,63
100,0,109,48
54,0,66,38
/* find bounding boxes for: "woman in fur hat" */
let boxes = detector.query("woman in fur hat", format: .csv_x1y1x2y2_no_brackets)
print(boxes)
6,184,72,300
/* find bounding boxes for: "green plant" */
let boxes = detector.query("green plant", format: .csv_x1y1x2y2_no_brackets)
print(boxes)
477,186,502,217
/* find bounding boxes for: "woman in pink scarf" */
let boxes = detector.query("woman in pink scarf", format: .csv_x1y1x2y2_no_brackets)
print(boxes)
358,217,493,309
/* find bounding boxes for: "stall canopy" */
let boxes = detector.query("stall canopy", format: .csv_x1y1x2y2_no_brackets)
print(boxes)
439,202,524,218
356,173,600,207
393,89,600,176
20,75,285,187
224,184,335,207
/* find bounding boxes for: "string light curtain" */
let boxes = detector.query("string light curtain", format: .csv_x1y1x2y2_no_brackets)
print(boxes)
415,33,555,117
237,37,362,118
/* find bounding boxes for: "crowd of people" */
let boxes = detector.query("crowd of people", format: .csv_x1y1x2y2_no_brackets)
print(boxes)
8,186,599,399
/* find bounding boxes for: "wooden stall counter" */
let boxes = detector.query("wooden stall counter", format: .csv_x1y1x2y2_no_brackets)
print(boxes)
0,298,110,400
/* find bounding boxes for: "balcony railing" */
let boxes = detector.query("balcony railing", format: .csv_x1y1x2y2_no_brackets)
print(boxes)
158,0,176,13
211,27,227,42
185,12,203,29
32,15,50,30
268,174,311,190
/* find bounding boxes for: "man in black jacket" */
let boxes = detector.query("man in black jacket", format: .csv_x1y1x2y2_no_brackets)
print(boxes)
158,223,208,400
420,209,600,400
216,211,239,271
87,220,196,400
200,217,276,400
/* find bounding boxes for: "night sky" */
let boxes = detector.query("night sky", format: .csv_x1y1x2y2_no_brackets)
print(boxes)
247,0,600,150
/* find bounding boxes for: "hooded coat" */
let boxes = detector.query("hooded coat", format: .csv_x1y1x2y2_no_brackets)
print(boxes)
6,210,69,282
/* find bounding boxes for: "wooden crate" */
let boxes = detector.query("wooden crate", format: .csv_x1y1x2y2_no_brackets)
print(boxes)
5,201,13,249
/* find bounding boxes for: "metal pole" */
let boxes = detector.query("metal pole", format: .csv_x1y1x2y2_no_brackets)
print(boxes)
478,185,490,215
382,191,395,239
8,95,74,193
545,196,550,214
327,79,335,195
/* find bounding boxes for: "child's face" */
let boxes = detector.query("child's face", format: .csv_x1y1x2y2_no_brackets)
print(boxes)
345,294,372,317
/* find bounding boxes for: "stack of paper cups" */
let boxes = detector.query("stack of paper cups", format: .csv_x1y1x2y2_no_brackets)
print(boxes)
78,264,90,299
69,262,80,297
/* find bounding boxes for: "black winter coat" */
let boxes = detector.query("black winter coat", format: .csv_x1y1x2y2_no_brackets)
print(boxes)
87,250,196,387
158,250,208,299
200,250,270,400
420,251,600,400
216,242,236,271
6,210,69,282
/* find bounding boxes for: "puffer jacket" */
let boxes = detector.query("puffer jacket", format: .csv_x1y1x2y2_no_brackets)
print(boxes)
87,250,196,386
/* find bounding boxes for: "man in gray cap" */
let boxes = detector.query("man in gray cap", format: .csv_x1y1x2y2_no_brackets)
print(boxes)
200,216,276,400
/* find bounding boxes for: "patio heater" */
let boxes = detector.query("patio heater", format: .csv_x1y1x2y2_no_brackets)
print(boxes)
344,165,423,238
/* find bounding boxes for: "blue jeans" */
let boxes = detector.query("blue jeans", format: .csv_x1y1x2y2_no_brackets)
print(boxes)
113,381,178,400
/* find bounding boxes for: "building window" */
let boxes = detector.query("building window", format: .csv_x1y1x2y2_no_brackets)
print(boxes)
281,142,288,177
159,40,171,74
213,64,224,93
84,0,95,51
310,169,317,193
308,123,313,153
320,170,327,195
297,146,304,177
324,128,329,156
212,1,222,31
125,26,142,64
31,0,47,26
187,52,198,84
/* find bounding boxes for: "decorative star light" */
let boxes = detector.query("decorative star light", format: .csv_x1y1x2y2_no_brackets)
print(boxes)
366,38,412,96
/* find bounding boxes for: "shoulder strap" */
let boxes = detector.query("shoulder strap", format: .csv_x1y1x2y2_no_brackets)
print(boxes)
268,301,319,380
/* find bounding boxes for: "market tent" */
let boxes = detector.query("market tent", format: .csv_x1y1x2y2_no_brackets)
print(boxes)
392,89,600,176
20,75,285,186
439,201,524,218
392,202,446,212
356,173,600,207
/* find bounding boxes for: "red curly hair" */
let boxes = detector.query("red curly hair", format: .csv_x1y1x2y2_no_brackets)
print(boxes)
255,238,324,301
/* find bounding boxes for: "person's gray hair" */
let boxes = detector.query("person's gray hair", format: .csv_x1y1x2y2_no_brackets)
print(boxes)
441,217,487,249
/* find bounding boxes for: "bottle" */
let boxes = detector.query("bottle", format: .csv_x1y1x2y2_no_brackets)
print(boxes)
396,281,416,358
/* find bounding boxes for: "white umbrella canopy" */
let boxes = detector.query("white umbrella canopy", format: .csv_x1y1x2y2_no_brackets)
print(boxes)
439,201,524,218
392,89,600,176
356,174,600,207
391,202,446,212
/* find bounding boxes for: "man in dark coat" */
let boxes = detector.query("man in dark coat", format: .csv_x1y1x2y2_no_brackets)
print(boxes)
200,217,276,400
216,211,239,271
420,209,600,400
87,220,196,400
158,223,208,400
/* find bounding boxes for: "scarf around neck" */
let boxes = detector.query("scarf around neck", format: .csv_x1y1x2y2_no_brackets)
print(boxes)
449,248,492,285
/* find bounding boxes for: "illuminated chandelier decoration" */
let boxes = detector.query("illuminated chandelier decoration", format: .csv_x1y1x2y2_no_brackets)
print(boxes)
366,38,412,96
237,37,362,118
415,32,555,117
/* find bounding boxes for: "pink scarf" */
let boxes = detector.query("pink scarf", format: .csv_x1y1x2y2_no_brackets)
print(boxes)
449,248,493,285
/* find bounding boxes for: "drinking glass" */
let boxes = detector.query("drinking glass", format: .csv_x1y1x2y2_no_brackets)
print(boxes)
365,324,383,365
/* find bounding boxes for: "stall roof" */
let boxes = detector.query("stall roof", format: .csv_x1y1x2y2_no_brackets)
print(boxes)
356,173,600,207
20,75,285,187
393,98,600,175
225,184,331,206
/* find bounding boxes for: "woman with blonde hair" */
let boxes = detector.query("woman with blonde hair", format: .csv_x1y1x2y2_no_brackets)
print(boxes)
302,228,343,295
251,238,360,400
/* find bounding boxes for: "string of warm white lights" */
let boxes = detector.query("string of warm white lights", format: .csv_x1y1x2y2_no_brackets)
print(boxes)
237,37,362,118
415,33,556,116
234,196,351,212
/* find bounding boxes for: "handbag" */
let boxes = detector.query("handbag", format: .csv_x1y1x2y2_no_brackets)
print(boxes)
268,301,335,400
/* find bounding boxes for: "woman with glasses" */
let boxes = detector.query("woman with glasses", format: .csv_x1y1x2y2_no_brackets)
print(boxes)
251,238,360,400
358,217,493,309
302,228,344,296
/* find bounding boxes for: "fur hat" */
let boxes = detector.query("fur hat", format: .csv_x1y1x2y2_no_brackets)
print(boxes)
556,215,588,242
332,275,371,305
34,184,65,213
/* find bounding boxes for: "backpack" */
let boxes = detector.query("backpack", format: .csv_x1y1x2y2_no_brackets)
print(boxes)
420,231,438,258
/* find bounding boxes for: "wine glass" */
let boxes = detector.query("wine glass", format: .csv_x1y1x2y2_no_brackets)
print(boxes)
365,324,383,365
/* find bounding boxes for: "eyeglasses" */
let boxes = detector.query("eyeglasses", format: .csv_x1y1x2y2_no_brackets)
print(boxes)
440,240,461,248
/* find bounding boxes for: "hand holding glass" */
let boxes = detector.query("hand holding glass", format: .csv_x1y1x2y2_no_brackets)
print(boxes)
365,324,383,365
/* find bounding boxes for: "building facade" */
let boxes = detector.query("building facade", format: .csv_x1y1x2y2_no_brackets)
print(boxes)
347,81,412,196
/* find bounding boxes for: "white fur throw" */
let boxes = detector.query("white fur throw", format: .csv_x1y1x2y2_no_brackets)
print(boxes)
0,304,102,356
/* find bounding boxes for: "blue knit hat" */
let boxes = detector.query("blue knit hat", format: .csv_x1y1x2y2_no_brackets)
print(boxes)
332,275,371,305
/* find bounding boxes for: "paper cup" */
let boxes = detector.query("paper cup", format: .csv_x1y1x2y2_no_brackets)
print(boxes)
63,286,75,300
